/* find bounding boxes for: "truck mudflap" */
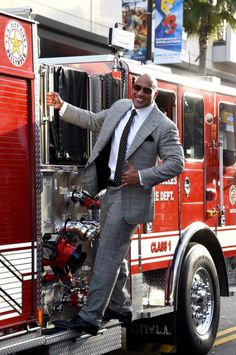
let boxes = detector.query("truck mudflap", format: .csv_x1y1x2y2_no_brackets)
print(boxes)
0,323,121,355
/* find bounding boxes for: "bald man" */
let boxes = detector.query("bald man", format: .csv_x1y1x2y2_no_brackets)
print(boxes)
47,74,184,335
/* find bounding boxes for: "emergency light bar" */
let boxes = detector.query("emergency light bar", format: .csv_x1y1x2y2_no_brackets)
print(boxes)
108,23,135,50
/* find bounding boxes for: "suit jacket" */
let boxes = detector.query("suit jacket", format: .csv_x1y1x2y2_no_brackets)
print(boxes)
61,99,184,224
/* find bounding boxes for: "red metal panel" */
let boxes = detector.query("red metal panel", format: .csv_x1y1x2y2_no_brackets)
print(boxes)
0,75,31,243
0,74,36,329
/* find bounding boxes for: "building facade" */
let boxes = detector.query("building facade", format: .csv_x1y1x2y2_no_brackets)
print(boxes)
1,0,236,87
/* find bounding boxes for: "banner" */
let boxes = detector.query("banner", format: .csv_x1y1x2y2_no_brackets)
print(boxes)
122,0,148,63
154,0,183,64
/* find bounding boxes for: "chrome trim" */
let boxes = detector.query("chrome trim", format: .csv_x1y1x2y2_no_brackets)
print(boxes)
32,18,43,311
41,164,84,173
0,330,27,341
136,306,173,319
219,140,225,226
27,326,41,333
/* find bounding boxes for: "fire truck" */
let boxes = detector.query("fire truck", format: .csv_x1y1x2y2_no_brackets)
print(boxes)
1,9,236,355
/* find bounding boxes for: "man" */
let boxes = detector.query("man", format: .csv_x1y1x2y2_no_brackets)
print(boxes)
122,4,132,29
47,73,184,336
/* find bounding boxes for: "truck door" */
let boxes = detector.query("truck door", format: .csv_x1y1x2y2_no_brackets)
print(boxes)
154,82,180,236
215,95,236,231
179,87,215,228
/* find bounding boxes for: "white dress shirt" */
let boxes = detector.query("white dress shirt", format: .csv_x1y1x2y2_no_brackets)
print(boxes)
109,104,155,180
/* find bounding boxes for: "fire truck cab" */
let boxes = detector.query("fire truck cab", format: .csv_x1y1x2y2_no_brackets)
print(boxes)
0,10,236,355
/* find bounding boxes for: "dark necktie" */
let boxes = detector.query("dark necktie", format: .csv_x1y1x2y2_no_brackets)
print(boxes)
114,109,137,186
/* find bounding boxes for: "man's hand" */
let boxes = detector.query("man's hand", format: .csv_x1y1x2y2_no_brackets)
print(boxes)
46,92,64,110
121,161,139,187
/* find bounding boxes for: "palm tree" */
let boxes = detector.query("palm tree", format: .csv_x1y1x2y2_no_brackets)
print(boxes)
183,0,236,76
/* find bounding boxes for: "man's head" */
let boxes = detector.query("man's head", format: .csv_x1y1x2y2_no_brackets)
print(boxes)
132,74,158,109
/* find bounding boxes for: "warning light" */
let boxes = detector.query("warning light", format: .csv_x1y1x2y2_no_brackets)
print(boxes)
37,307,43,326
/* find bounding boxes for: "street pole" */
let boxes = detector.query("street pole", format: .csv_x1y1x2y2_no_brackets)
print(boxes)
146,0,153,62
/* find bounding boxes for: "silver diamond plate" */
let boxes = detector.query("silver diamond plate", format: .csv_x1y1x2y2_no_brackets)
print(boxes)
44,325,121,355
0,330,43,355
39,55,115,66
142,269,167,307
143,269,166,291
131,269,168,319
131,273,143,316
0,324,121,355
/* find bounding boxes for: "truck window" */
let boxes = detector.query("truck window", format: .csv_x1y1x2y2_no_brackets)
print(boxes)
183,95,204,160
155,90,176,122
219,103,236,166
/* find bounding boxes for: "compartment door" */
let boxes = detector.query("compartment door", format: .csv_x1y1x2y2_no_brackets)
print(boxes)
0,74,36,327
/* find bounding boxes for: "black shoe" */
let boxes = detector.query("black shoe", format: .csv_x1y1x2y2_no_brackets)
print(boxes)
103,308,132,324
53,315,99,336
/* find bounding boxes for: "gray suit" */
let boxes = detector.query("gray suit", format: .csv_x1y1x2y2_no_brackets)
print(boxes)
61,98,184,325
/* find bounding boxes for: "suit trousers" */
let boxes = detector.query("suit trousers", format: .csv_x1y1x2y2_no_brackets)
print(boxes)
79,186,137,326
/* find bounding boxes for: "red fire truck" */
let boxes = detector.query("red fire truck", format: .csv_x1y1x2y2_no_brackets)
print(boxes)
1,10,236,355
